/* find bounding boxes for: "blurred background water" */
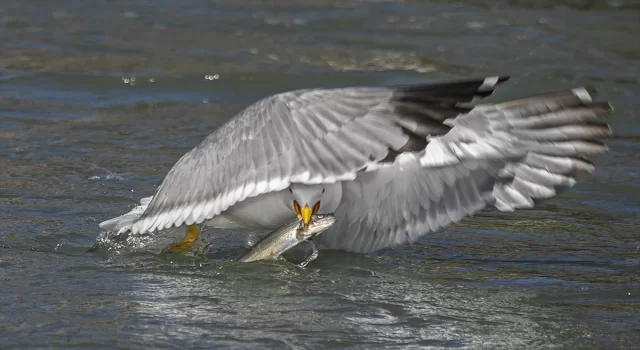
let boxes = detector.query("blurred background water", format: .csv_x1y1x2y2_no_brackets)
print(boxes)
1,0,639,348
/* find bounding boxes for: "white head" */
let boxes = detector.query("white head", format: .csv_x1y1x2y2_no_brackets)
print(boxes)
289,183,340,228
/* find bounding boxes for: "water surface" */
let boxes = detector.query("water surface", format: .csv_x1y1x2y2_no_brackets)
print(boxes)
1,0,639,348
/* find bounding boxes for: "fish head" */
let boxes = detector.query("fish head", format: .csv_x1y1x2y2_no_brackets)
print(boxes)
297,214,337,240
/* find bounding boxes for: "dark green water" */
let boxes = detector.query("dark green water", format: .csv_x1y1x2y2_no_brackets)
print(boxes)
1,1,639,348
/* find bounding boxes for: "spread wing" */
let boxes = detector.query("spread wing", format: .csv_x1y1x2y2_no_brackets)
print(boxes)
315,88,612,253
124,77,509,234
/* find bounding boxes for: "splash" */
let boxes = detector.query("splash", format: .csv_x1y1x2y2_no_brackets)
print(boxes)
93,224,211,257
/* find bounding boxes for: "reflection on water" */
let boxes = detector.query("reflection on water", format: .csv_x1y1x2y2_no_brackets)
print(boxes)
1,0,639,348
118,263,599,348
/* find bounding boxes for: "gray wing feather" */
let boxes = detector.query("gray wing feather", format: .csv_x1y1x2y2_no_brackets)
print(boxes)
131,84,457,234
316,87,611,253
316,158,495,253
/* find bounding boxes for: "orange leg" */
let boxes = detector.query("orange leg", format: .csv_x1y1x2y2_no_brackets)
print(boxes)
169,224,201,253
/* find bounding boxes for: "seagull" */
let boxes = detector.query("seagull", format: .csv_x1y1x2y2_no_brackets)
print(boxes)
99,76,612,253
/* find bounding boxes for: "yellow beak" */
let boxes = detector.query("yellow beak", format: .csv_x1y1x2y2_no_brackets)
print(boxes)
300,204,312,227
293,200,321,228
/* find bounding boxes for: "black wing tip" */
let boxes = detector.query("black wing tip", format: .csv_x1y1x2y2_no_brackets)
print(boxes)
589,101,614,113
439,75,510,88
474,76,510,97
478,75,510,90
570,86,598,102
393,75,511,100
583,86,598,96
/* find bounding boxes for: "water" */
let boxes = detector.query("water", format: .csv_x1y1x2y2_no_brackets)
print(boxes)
1,0,639,348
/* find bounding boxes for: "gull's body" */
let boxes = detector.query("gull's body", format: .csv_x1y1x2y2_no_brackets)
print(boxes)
100,76,612,253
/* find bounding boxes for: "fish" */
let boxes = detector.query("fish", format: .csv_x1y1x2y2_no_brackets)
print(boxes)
237,214,336,265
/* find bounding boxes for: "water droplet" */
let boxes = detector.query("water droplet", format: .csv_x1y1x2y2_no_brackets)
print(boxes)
52,11,72,20
123,78,130,83
213,74,219,79
608,0,624,7
467,21,486,29
122,11,139,19
148,78,156,83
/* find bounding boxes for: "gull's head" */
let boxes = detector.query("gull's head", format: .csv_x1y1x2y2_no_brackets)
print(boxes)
289,184,327,228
